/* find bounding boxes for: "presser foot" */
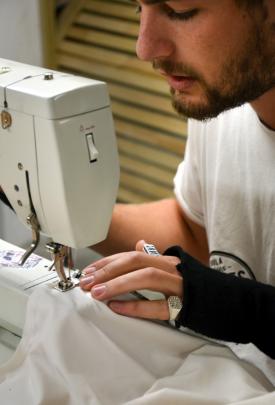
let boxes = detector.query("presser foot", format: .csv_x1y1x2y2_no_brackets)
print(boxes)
46,242,76,293
53,278,75,292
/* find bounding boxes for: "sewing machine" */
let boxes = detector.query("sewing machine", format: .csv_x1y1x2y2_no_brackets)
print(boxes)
0,58,120,346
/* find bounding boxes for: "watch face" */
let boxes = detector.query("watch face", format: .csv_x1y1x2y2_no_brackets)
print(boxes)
168,296,182,309
168,296,183,322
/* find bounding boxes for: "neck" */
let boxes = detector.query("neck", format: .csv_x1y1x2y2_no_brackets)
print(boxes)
250,87,275,131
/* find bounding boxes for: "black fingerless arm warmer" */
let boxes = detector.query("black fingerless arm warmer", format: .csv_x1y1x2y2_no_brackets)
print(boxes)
164,246,275,359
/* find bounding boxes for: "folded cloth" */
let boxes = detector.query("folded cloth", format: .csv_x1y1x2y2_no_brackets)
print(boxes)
0,286,274,405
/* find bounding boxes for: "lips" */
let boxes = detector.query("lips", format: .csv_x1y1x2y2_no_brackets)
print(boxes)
166,74,195,91
156,68,196,91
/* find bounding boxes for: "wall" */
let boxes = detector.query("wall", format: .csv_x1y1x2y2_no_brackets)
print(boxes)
0,0,43,65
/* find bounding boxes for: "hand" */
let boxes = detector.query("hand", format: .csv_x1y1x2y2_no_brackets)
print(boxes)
79,240,182,321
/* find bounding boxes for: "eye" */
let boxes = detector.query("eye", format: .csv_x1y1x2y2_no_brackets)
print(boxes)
131,1,199,21
164,7,199,21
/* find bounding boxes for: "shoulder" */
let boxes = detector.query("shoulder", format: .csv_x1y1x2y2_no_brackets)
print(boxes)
188,103,255,136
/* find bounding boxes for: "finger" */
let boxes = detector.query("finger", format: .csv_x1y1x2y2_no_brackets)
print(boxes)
97,252,180,276
85,244,179,275
81,251,138,283
90,267,183,301
82,251,131,273
135,239,146,252
80,253,145,291
109,299,169,320
82,266,97,276
80,252,180,291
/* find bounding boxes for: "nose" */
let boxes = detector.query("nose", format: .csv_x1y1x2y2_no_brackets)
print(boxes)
136,8,174,62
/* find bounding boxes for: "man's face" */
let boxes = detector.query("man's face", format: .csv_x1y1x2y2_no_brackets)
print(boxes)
135,0,275,120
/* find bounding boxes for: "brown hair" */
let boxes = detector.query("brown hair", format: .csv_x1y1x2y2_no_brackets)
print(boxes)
234,0,268,20
234,0,264,6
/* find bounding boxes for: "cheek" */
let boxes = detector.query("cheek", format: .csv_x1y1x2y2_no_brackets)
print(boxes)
176,28,224,80
176,22,241,84
193,12,253,78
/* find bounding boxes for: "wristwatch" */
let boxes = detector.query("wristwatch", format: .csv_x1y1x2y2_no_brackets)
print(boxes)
167,295,183,322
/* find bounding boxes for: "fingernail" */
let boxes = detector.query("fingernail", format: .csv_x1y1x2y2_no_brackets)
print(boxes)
92,285,106,297
81,275,95,285
82,266,96,276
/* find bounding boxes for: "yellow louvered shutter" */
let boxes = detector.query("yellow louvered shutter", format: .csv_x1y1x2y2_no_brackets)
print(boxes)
56,0,187,203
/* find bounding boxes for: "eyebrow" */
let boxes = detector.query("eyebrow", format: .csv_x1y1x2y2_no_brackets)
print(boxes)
128,0,173,5
142,0,169,3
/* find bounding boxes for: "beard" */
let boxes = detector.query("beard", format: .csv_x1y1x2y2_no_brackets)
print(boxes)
153,21,275,121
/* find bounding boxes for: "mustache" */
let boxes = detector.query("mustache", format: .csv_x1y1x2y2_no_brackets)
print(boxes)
152,59,199,79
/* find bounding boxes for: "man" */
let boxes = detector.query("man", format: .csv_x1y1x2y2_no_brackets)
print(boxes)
0,2,275,402
79,0,275,360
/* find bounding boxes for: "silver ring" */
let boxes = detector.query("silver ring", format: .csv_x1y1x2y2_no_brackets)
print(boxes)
143,243,160,256
167,295,183,321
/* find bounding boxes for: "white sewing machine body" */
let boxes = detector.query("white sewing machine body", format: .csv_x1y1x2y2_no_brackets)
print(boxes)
0,58,119,248
0,237,77,364
0,239,59,336
0,59,120,356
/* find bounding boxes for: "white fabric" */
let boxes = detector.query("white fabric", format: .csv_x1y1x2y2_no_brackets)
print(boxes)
174,103,275,384
1,286,275,404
